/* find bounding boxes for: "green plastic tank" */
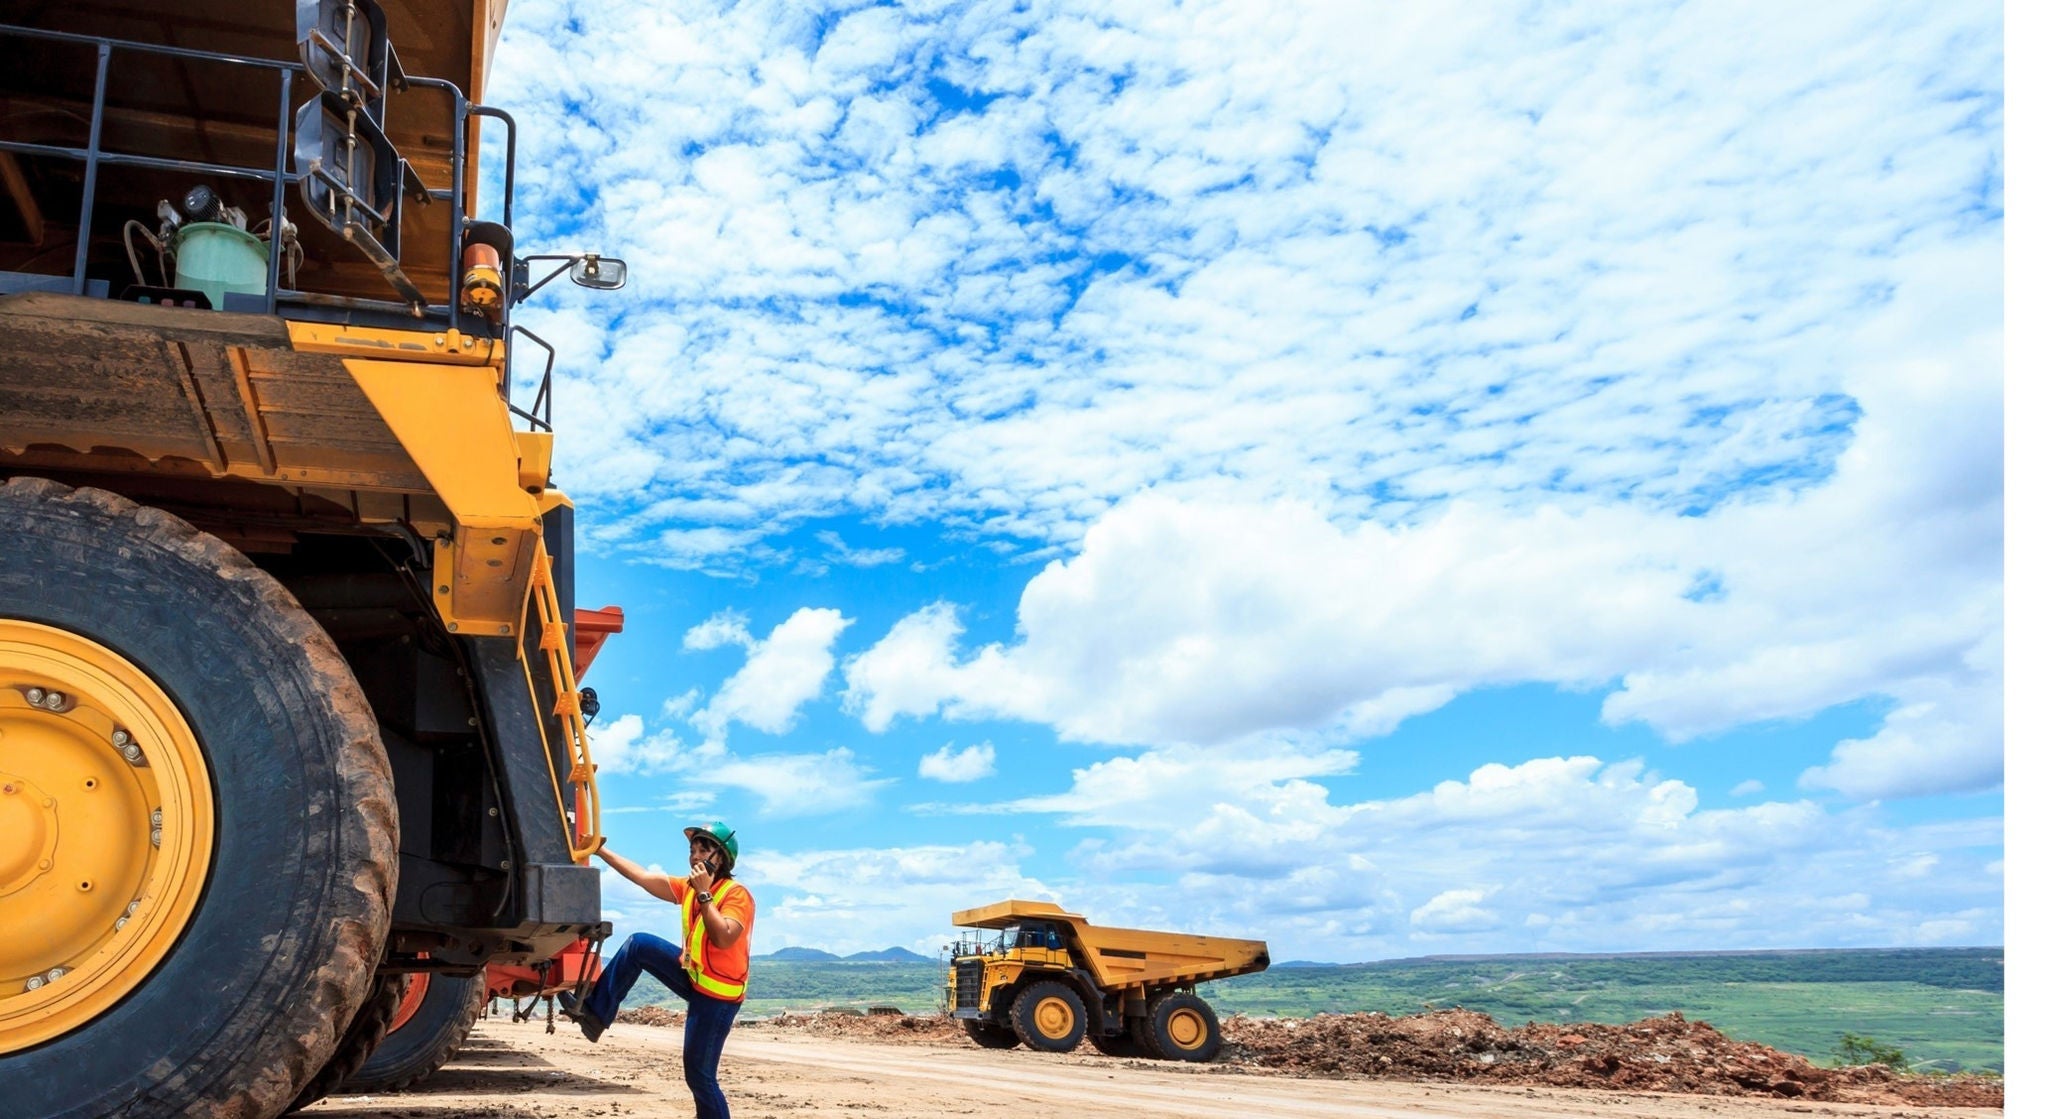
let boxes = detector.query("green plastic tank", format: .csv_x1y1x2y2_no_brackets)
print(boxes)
172,222,268,309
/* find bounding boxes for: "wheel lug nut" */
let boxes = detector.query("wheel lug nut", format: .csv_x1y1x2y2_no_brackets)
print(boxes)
150,828,162,848
25,687,45,705
112,729,130,747
42,690,65,710
150,808,162,827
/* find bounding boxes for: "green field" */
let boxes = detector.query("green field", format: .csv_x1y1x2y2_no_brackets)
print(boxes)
1204,949,2003,1073
622,947,2002,1073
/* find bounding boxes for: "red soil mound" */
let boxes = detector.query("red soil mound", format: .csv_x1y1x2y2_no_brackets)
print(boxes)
632,1006,2001,1108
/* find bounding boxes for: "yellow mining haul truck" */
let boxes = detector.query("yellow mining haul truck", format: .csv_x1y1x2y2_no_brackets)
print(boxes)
0,3,625,1116
945,900,1270,1062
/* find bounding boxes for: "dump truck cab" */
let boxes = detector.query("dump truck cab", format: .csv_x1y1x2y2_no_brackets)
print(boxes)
945,900,1269,1062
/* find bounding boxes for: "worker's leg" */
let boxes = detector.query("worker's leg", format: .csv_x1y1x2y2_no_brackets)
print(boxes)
579,932,691,1027
679,986,742,1119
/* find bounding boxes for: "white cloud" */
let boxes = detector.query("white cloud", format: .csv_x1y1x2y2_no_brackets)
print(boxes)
1729,779,1766,798
689,747,892,817
586,714,686,776
689,607,855,748
1411,889,1501,934
683,609,754,652
496,0,1998,579
839,239,2001,800
817,530,906,568
660,688,702,721
918,741,997,783
1798,663,2004,799
1010,752,2000,955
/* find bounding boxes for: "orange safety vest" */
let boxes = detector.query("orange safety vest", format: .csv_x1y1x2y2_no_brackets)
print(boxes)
678,878,750,1001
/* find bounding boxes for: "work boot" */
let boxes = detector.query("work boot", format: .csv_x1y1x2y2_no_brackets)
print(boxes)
557,992,604,1043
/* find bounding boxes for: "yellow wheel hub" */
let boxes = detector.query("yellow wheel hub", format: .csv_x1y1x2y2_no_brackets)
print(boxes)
0,620,214,1054
1166,1007,1207,1048
1034,997,1075,1039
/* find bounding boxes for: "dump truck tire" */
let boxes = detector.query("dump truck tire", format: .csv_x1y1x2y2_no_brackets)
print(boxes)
1144,991,1222,1062
1131,1010,1165,1059
288,972,408,1111
0,478,397,1119
1009,980,1087,1053
963,1019,1021,1049
341,971,488,1092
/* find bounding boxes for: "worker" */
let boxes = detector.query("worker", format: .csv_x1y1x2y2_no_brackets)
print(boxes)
559,821,753,1119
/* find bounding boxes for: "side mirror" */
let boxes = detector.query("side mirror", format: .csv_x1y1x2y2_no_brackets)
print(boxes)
513,253,629,302
571,254,627,291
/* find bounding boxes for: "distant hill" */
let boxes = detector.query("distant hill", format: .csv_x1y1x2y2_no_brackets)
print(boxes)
842,946,934,963
759,946,936,963
1273,960,1345,968
762,946,841,961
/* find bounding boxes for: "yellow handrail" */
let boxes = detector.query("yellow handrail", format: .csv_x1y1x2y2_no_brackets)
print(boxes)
523,538,602,863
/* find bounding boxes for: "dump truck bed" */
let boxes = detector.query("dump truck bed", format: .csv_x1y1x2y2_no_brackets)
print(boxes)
952,901,1270,990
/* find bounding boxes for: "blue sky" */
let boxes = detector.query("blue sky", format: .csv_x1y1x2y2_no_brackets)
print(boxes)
485,0,2004,961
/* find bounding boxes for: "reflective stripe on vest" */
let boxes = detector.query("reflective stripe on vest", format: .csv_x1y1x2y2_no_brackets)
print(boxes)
682,879,747,1000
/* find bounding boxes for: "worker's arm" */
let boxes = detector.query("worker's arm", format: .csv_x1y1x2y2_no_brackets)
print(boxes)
685,863,745,947
595,842,678,903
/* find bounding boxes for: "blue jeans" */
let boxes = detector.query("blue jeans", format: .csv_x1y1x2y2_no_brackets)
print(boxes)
582,932,743,1119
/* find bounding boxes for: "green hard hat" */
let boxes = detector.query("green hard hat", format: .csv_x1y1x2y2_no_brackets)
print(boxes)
685,821,740,869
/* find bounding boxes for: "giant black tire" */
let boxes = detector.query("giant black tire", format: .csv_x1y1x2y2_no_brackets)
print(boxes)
1008,980,1087,1054
0,478,397,1119
1143,991,1222,1062
288,972,407,1111
1131,1011,1165,1059
963,1018,1021,1049
340,972,488,1093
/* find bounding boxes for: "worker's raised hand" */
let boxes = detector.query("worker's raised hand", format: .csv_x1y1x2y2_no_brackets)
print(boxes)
686,861,714,894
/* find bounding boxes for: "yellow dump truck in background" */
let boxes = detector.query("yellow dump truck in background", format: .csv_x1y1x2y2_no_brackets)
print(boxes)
945,900,1270,1062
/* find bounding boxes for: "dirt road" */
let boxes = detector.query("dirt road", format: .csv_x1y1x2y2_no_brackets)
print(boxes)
303,1017,2000,1119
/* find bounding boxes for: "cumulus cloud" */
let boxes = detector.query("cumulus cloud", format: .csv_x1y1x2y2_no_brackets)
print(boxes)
817,530,906,568
496,0,1998,572
1021,752,2001,955
918,741,997,783
689,746,892,817
688,607,855,749
1411,889,1501,934
839,239,2002,801
587,714,686,776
